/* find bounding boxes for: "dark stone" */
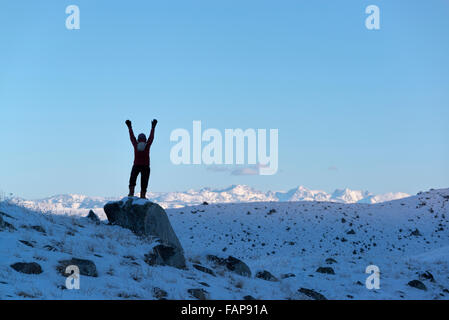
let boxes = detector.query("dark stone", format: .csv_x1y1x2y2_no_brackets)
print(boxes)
86,210,101,224
206,255,251,277
104,198,185,269
57,258,98,277
153,287,168,299
19,240,35,247
188,288,209,300
206,254,226,265
256,270,278,282
419,271,435,282
10,262,43,275
325,258,337,264
44,245,58,252
298,288,327,300
280,273,296,279
408,280,427,291
225,256,252,277
346,229,356,235
193,264,216,277
316,267,335,275
202,202,209,205
410,229,422,236
243,295,256,300
199,282,210,287
0,215,16,232
32,225,46,233
0,211,15,220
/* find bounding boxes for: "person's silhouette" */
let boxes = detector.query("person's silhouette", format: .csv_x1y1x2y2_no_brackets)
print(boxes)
125,119,157,199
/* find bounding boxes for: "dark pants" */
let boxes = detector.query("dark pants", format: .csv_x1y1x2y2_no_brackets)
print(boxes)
129,165,150,193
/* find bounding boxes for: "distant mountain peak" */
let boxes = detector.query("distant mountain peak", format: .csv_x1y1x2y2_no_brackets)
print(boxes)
10,185,411,212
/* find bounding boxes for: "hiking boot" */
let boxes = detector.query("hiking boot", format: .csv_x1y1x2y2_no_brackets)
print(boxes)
140,191,147,199
128,186,135,197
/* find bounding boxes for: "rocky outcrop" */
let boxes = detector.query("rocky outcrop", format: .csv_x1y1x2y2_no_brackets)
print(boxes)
104,198,186,269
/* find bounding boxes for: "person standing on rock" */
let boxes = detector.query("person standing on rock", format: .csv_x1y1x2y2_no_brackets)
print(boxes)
125,119,157,199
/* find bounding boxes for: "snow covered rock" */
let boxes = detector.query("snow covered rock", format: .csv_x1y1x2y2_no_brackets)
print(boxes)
188,288,209,300
298,288,327,300
56,258,98,277
207,255,252,277
419,271,435,283
255,270,278,282
10,262,43,275
86,210,101,224
0,214,16,232
152,287,168,300
316,267,335,275
325,258,337,265
104,197,186,269
408,280,427,291
193,264,216,277
144,244,186,269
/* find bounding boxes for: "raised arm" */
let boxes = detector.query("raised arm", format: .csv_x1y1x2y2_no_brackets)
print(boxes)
147,119,157,147
126,120,137,147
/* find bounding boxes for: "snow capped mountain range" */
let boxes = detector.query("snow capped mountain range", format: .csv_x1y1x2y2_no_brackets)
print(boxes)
9,185,410,216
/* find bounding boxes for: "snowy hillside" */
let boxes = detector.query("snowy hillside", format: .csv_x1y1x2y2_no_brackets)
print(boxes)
1,188,449,300
9,185,410,218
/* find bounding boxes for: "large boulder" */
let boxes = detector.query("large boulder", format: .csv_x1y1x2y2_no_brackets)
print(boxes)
104,198,186,269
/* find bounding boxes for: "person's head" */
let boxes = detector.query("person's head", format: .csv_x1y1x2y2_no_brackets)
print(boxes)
138,133,146,143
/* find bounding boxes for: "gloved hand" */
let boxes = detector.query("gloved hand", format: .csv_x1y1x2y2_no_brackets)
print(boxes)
152,119,158,127
125,120,132,128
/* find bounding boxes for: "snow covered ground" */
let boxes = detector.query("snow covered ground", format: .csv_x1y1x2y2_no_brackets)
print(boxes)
1,188,448,300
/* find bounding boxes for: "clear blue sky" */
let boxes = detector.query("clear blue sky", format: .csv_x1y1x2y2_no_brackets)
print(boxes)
1,0,448,199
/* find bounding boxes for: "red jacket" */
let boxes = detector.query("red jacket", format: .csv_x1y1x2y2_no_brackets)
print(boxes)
128,126,155,166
